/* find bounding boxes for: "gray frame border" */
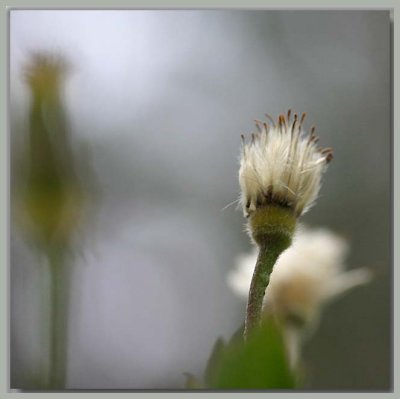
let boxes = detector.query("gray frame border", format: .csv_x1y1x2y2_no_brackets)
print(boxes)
1,1,397,398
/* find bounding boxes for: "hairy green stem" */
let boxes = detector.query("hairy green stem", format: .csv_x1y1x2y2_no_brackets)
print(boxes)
244,242,283,340
244,206,296,340
47,250,69,389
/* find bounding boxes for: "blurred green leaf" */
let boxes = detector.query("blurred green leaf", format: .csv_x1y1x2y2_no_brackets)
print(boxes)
228,323,245,346
183,373,202,389
203,337,226,387
207,317,295,389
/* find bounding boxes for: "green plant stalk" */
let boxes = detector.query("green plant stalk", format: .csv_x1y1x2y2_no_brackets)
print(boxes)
244,240,287,340
47,250,69,389
244,206,296,340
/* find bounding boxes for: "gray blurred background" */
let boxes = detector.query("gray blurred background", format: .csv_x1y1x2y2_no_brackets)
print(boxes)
10,10,391,390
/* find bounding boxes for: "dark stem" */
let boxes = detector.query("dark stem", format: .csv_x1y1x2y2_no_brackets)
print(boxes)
244,241,285,340
47,250,69,389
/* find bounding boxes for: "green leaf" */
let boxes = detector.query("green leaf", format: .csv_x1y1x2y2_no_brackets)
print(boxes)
228,323,245,346
203,337,226,387
208,317,296,389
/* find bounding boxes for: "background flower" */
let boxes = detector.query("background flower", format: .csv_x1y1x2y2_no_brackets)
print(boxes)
228,226,372,368
228,226,372,330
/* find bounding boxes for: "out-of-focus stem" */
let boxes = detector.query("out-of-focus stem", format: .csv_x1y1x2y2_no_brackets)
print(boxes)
47,250,69,389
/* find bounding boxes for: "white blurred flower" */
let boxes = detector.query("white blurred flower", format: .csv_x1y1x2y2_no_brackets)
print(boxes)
239,111,333,218
228,226,371,329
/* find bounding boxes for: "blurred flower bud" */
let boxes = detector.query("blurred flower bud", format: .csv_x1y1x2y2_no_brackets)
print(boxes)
15,52,85,250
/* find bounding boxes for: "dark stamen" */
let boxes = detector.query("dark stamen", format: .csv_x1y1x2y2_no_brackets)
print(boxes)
300,112,306,127
326,153,333,163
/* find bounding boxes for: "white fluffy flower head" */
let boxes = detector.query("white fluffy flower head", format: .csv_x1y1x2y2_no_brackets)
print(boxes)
239,111,333,217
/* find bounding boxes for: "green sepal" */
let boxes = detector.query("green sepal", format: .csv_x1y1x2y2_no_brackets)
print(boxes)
249,205,296,247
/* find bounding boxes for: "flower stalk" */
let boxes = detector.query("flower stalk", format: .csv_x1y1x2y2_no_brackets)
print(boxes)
244,205,296,339
47,250,69,389
15,53,87,389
